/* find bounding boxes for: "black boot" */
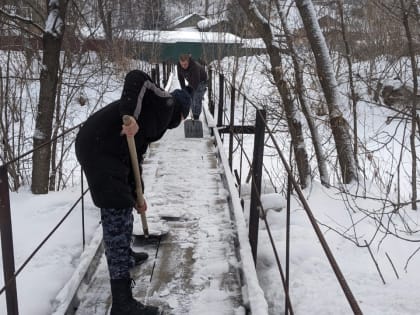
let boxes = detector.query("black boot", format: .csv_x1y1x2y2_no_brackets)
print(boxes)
110,278,160,315
130,249,148,267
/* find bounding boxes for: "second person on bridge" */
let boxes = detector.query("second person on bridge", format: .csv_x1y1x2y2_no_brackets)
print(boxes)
177,53,208,120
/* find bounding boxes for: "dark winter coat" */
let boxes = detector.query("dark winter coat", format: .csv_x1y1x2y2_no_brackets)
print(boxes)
75,70,180,209
177,58,208,91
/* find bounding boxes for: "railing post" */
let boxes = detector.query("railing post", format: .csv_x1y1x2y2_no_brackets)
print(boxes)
0,165,19,315
229,85,235,170
208,67,214,117
249,109,266,264
285,172,292,314
151,68,156,84
162,61,167,86
81,166,85,251
165,62,171,85
217,73,224,128
155,64,160,88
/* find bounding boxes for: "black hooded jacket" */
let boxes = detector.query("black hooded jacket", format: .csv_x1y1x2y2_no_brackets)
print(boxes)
75,70,181,209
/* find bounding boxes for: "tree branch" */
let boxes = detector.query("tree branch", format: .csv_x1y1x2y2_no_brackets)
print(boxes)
0,8,45,34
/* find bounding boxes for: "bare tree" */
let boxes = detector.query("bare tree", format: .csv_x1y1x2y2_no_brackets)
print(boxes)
0,58,23,190
142,0,167,30
399,0,418,210
31,0,68,194
237,0,311,188
295,0,357,184
97,0,112,42
204,0,209,16
0,1,45,190
337,0,359,168
275,1,330,187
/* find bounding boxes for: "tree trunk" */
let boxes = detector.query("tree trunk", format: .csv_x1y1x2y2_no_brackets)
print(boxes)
337,0,359,168
413,0,420,22
97,0,113,43
276,1,330,187
401,0,418,210
31,0,67,194
237,0,311,188
295,0,357,184
205,0,209,17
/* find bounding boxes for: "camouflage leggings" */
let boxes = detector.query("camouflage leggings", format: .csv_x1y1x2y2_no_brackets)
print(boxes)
100,207,136,279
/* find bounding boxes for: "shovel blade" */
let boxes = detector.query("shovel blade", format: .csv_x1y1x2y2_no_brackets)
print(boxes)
184,120,203,138
132,232,168,246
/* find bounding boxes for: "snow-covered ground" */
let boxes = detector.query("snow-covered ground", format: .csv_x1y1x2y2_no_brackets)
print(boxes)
214,53,420,314
0,188,100,315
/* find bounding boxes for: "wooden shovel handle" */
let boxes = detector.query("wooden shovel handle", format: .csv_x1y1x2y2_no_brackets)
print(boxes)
123,115,149,237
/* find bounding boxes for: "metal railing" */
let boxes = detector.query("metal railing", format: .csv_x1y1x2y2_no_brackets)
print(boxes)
0,63,173,315
207,67,363,315
0,123,85,315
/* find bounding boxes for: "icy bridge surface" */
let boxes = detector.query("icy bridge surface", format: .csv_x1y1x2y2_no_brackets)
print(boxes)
73,121,244,315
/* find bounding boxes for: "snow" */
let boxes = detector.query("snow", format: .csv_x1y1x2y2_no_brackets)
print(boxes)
242,38,266,49
51,225,103,314
45,1,64,37
33,129,46,140
0,188,100,315
206,107,269,315
260,193,285,212
2,21,420,315
79,27,256,46
212,49,420,314
120,29,244,44
170,13,204,28
197,18,219,30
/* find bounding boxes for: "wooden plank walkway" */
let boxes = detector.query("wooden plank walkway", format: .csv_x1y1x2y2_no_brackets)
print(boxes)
72,121,245,314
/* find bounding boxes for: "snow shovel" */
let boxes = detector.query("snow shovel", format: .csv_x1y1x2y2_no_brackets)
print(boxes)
123,115,166,243
184,119,203,138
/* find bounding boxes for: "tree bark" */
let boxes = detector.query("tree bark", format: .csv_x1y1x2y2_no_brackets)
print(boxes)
295,0,357,184
31,0,67,194
237,0,311,188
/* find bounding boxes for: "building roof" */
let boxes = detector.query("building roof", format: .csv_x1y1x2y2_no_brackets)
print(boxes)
121,29,245,44
170,13,205,29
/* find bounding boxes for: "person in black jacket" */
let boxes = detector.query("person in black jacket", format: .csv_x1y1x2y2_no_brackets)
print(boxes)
177,54,208,120
75,70,191,315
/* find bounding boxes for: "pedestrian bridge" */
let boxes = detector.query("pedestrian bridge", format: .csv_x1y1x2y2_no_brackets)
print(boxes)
50,97,268,315
0,68,364,315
